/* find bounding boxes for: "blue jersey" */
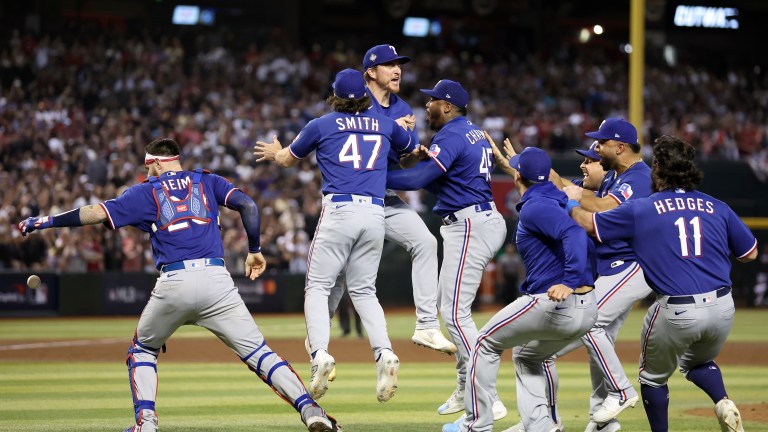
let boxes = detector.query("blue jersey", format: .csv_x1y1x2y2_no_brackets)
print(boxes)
366,88,419,166
593,162,652,276
101,170,238,269
515,182,594,294
426,116,495,216
593,189,758,296
289,111,414,198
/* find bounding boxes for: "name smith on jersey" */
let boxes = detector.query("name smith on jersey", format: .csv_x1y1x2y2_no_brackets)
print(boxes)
335,116,380,131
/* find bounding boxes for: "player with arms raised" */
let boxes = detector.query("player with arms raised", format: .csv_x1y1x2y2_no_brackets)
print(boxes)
18,138,341,432
254,69,417,403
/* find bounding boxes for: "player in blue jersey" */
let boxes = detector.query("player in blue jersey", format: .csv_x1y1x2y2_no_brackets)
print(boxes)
322,44,455,359
490,133,639,432
253,69,416,403
386,79,508,421
548,119,653,431
568,135,758,432
442,147,598,432
17,138,341,432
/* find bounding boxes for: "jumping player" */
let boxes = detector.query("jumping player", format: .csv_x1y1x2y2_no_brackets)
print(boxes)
17,138,340,432
324,43,455,356
387,79,508,421
568,135,757,432
253,69,416,403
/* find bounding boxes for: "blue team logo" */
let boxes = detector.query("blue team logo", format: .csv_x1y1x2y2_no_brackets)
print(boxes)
428,144,441,158
617,183,633,200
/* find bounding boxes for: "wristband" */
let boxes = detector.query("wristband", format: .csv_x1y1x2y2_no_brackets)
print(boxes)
565,199,581,214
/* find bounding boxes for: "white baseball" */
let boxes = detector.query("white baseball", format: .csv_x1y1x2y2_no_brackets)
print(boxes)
27,274,41,289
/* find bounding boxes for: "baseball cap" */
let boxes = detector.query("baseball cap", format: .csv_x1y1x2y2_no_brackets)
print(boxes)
362,44,412,70
332,68,366,100
575,141,601,160
509,147,551,183
585,118,638,145
420,79,469,110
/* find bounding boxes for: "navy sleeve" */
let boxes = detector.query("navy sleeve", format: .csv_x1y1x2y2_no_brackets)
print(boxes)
226,189,261,253
593,199,638,244
726,207,758,258
386,160,445,191
289,119,321,159
391,120,415,155
524,201,589,289
101,184,156,231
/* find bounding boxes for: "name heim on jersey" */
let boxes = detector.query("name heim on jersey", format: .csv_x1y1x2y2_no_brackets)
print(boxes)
336,116,380,131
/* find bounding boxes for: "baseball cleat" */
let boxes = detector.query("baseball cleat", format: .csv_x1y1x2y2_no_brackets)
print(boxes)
309,350,335,400
375,349,400,402
411,328,457,354
305,338,336,381
591,393,638,424
499,419,565,432
493,399,508,421
714,398,744,432
306,416,333,432
451,400,508,423
585,419,620,432
442,416,463,432
438,387,465,415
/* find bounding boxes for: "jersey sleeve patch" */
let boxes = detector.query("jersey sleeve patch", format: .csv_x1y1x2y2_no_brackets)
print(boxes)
428,143,441,158
617,183,633,200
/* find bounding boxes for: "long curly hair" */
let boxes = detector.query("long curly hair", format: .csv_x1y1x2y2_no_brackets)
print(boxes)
327,94,372,114
651,135,704,192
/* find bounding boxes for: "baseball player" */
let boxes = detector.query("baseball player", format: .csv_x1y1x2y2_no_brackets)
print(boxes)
567,135,758,432
17,138,340,432
253,69,415,403
554,119,653,431
323,44,455,356
492,122,651,432
386,79,508,421
443,147,598,432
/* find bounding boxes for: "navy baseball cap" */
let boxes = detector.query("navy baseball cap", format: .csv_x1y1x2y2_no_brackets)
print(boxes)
332,68,366,100
585,118,638,145
420,79,469,110
509,147,551,183
362,44,412,69
575,141,601,160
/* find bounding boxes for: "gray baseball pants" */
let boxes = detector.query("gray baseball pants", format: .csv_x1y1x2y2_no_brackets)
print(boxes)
460,291,598,432
127,260,313,426
304,195,392,360
327,193,440,330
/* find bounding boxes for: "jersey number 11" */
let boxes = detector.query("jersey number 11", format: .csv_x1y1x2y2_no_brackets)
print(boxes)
674,216,703,257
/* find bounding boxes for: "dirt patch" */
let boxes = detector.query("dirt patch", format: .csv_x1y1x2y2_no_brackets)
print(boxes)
686,403,768,424
1,338,767,367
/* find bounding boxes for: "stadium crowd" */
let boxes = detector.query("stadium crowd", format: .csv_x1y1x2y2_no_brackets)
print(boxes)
1,27,767,273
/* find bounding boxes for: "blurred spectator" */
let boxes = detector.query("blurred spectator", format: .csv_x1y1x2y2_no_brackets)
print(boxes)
1,26,766,274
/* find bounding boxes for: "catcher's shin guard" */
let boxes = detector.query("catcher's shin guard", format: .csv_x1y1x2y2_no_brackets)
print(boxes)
241,340,315,412
126,337,160,426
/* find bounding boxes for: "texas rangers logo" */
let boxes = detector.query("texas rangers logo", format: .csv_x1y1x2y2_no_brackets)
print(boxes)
428,144,441,158
617,183,633,200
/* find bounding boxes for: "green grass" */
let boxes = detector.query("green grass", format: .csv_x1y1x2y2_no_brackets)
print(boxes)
2,308,768,342
1,361,767,431
1,309,768,431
